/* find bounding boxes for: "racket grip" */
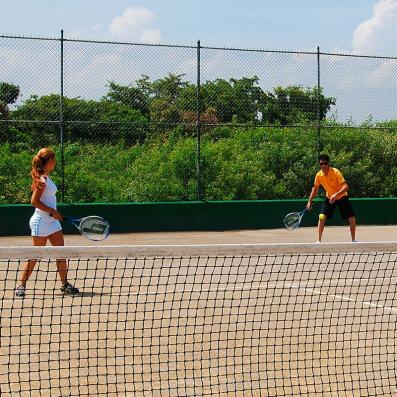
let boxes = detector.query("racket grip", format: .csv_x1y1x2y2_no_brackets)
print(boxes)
49,212,65,221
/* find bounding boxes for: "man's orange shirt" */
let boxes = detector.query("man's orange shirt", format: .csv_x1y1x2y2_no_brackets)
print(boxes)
314,167,348,199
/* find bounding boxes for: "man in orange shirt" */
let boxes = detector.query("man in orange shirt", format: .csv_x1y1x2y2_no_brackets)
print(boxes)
306,154,356,242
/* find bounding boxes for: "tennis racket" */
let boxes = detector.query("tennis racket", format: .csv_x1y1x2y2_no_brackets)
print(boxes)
64,216,110,241
283,208,308,230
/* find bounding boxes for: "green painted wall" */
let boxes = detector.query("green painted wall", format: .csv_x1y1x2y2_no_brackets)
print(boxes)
0,198,396,236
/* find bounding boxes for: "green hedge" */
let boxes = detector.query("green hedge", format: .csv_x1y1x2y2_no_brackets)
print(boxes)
1,125,395,204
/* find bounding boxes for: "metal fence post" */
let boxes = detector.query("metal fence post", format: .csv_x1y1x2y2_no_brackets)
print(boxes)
196,40,202,201
316,46,322,156
59,30,65,202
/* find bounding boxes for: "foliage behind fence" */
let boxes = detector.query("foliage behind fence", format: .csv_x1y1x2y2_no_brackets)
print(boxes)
0,34,396,203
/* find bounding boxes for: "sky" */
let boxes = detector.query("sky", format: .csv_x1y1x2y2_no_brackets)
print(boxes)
1,0,397,122
1,0,397,55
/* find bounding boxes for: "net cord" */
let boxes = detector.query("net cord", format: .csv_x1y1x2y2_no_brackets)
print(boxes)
1,241,396,260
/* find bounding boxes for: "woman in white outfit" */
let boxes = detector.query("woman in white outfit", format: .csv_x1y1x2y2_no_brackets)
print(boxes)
15,148,79,297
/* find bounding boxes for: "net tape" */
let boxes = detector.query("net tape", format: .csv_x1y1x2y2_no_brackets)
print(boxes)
1,241,397,259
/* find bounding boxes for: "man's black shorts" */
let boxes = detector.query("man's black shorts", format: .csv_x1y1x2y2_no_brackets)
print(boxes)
321,196,355,219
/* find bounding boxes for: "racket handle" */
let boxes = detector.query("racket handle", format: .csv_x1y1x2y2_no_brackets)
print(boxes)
49,212,65,221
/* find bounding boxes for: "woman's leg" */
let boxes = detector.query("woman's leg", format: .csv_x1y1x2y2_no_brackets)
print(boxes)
47,230,67,285
48,230,79,293
18,236,48,287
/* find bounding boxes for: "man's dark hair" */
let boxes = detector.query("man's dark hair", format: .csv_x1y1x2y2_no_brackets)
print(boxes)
318,154,330,163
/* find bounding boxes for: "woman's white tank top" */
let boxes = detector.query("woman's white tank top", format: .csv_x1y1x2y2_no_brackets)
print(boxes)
35,176,57,215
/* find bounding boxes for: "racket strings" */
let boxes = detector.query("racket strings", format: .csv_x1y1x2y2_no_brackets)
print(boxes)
80,217,110,240
284,213,301,230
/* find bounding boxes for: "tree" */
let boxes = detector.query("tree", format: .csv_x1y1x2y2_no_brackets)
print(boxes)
261,86,335,125
103,80,150,115
0,82,20,119
99,103,149,144
200,79,236,122
0,82,20,105
197,77,267,124
149,74,191,125
11,93,149,145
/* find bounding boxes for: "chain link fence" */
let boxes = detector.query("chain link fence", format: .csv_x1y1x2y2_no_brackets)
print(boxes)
1,33,396,203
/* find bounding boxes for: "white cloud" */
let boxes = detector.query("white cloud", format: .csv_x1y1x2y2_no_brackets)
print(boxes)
108,7,161,44
352,0,397,55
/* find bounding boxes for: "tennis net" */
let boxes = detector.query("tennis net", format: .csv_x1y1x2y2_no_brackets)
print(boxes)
1,242,397,396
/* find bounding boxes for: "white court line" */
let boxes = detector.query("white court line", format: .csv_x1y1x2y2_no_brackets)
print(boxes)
287,282,397,314
290,277,397,288
4,280,397,314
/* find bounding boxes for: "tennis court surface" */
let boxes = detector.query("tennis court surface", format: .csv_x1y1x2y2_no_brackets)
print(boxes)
1,241,397,396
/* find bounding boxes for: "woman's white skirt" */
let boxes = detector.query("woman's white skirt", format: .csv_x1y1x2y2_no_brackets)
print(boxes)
30,213,62,237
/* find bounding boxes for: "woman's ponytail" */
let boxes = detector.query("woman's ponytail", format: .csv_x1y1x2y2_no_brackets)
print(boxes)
30,148,55,190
